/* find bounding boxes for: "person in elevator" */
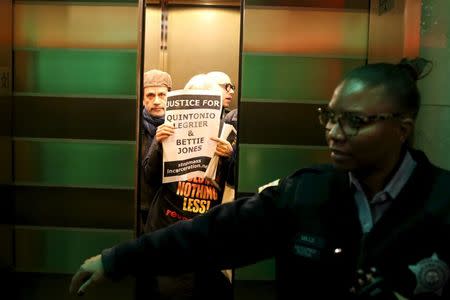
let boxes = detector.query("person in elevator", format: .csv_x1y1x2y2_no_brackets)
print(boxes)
70,57,449,299
207,71,238,189
139,69,173,233
207,71,238,129
140,73,235,300
136,69,173,300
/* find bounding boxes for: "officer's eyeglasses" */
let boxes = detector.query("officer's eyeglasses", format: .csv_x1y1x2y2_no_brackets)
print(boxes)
317,107,403,137
220,83,235,92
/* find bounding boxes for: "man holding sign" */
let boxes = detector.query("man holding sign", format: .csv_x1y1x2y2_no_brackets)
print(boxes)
141,74,234,300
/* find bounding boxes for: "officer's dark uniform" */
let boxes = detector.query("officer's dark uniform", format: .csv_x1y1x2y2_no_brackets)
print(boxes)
103,149,449,299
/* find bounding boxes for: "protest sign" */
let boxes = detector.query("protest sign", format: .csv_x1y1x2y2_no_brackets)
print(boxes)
162,89,222,183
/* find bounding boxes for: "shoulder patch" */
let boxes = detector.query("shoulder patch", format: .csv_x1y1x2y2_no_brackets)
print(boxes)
258,178,280,193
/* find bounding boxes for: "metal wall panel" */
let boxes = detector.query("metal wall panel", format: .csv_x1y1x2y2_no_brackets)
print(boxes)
419,0,450,107
15,226,133,273
234,258,275,280
241,55,365,102
14,96,136,140
0,0,12,183
417,48,450,107
16,273,134,300
15,186,134,228
415,0,450,170
367,0,421,63
0,224,13,268
14,2,138,49
14,49,137,96
14,138,135,188
0,137,12,184
233,281,276,300
144,6,163,71
246,0,368,9
239,102,327,145
243,6,369,56
0,2,13,297
415,106,450,171
165,6,241,94
18,0,137,3
238,144,330,193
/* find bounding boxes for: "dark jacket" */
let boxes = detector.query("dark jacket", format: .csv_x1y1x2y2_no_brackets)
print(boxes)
104,149,450,299
139,112,164,231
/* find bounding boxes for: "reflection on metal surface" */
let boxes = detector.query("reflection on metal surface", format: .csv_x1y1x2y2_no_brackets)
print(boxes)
14,96,136,140
14,138,135,189
147,0,240,6
414,106,450,171
243,6,369,56
238,144,330,192
245,0,368,9
14,49,137,95
14,226,133,273
0,68,9,93
0,137,12,184
378,0,395,15
239,102,327,145
0,0,13,283
14,3,138,49
0,225,13,269
144,6,240,91
17,273,134,300
367,0,421,63
15,186,134,228
241,55,365,101
234,258,275,280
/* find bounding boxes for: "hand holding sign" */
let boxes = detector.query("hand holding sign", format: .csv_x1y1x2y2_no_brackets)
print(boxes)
205,124,236,179
211,137,233,158
155,122,175,143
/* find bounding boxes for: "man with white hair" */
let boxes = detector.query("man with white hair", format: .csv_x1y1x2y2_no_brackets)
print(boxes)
207,71,238,188
206,71,238,129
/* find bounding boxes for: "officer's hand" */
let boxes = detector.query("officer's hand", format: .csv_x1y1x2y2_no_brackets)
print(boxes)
69,254,106,296
349,267,397,299
155,123,175,143
210,137,233,157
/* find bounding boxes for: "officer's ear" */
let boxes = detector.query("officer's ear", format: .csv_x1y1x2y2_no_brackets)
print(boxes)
398,117,414,144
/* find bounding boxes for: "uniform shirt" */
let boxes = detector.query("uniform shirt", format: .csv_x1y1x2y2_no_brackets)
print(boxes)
350,151,417,233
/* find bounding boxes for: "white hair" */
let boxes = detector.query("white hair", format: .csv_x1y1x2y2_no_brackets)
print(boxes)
206,71,231,85
184,73,222,92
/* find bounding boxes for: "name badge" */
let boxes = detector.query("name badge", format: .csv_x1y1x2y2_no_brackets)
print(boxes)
292,234,326,260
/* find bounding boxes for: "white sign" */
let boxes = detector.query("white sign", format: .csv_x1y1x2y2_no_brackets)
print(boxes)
162,89,222,183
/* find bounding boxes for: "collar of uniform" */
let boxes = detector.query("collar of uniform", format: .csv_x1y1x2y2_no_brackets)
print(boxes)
348,151,417,203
